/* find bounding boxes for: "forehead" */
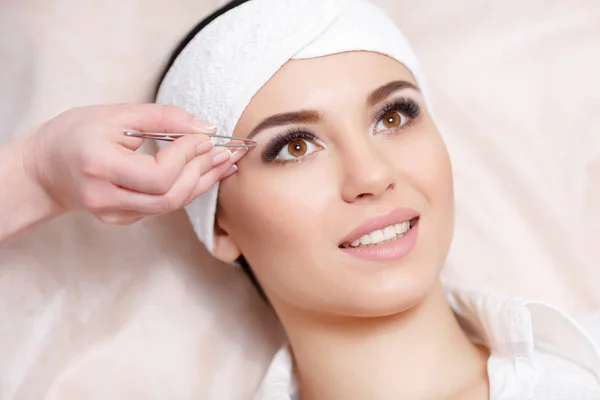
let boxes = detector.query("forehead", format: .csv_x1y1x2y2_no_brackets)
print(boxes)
236,52,417,132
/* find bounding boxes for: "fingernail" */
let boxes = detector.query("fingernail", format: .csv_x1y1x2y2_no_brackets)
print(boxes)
212,150,232,166
196,140,214,155
221,164,238,179
230,148,248,164
193,118,217,132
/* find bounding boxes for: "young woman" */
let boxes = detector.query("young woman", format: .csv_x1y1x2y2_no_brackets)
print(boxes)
153,0,600,399
1,0,598,399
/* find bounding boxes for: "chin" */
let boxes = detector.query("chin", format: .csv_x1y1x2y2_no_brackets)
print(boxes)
325,267,441,318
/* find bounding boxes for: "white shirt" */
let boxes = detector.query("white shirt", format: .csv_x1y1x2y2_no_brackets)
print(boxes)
255,286,600,400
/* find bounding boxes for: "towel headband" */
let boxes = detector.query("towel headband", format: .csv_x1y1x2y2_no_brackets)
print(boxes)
156,0,431,255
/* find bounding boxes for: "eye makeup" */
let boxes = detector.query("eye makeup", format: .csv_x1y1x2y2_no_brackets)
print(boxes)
372,97,421,129
259,95,422,164
261,128,319,163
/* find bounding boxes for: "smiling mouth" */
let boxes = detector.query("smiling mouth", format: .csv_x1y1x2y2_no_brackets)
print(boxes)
339,217,419,249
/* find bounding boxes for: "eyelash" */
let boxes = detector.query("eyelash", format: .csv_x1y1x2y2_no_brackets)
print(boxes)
262,128,319,163
373,97,421,130
261,97,421,164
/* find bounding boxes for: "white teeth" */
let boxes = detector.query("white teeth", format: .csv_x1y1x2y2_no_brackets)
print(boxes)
370,230,385,243
359,234,372,246
396,221,410,235
346,220,413,248
383,226,397,240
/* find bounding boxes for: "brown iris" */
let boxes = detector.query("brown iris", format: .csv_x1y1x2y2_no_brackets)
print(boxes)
382,111,403,129
287,140,307,157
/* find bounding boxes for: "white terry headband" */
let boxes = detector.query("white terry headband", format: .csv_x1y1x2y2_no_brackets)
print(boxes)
157,0,432,255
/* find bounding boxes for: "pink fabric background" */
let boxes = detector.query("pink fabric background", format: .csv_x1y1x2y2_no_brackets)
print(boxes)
1,0,598,398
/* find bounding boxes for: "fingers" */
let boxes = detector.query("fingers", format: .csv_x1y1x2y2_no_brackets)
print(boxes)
95,211,145,226
104,135,219,194
229,147,248,164
92,137,247,219
220,165,238,179
110,150,238,215
118,134,145,152
113,104,216,136
159,154,213,211
100,104,248,196
112,155,215,214
187,159,237,202
45,103,242,225
188,148,246,199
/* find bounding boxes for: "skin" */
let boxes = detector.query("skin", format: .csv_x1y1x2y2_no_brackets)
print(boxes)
0,104,245,242
213,52,489,399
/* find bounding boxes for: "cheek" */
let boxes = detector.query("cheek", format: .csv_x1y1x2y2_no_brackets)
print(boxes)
216,126,455,315
218,163,334,274
397,129,455,255
422,142,453,208
395,127,454,211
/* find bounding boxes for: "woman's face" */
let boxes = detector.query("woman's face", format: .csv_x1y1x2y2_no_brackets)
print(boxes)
215,52,454,318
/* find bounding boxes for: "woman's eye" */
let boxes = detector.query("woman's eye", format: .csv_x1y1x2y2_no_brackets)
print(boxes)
374,111,408,132
276,139,319,161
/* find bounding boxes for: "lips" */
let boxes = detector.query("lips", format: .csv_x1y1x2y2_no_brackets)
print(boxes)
339,208,420,248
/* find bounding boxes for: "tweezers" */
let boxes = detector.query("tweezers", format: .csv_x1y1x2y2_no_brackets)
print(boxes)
123,131,257,148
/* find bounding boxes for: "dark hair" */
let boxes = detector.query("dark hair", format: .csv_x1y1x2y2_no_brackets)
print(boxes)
155,0,266,300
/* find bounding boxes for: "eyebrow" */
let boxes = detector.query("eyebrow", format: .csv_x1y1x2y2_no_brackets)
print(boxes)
247,110,322,140
367,80,420,107
246,80,420,139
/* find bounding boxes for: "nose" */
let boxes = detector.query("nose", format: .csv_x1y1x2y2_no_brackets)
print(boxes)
339,133,396,203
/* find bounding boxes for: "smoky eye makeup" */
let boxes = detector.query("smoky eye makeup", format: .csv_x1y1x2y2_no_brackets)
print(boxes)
258,95,423,164
372,96,421,127
261,128,319,163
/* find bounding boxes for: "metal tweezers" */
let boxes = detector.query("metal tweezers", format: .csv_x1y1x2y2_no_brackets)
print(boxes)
123,131,257,148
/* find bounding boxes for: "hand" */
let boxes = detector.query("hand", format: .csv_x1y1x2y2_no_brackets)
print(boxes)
21,103,247,225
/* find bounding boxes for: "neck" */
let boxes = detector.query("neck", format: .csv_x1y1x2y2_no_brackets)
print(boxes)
278,281,489,400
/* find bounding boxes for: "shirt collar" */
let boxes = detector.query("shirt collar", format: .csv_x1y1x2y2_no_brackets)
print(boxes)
445,284,600,382
255,285,600,400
